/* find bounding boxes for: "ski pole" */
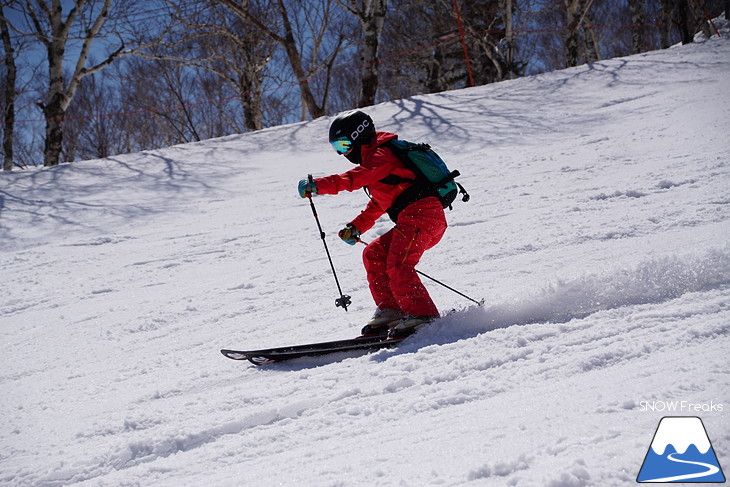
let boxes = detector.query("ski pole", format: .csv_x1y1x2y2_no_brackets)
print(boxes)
411,268,484,306
306,174,352,312
357,238,483,307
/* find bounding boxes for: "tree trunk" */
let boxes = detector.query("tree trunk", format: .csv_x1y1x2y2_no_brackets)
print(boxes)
675,0,693,44
276,0,323,119
687,0,712,38
503,0,515,77
220,0,324,120
563,0,596,67
42,105,66,167
42,17,70,167
359,21,380,107
628,0,646,54
241,84,264,131
564,0,583,67
28,0,121,166
1,14,16,171
659,0,674,48
582,13,601,63
356,0,387,108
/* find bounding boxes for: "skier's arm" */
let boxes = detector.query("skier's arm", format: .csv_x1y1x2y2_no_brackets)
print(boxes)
313,162,391,195
350,199,384,234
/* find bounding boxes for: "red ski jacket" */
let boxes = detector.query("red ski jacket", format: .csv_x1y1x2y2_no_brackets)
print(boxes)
314,131,443,233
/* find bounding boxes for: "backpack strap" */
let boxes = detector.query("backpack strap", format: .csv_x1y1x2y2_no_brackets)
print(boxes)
378,140,440,222
386,184,436,221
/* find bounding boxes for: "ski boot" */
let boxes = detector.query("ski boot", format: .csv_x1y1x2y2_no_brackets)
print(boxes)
360,309,404,337
387,315,437,339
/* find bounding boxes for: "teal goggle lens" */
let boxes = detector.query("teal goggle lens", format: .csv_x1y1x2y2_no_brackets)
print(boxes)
331,137,353,154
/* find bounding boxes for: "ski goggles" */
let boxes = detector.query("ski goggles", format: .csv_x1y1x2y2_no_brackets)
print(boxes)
330,137,353,154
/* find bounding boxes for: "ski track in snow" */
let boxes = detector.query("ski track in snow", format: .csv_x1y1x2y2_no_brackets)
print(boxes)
2,25,730,487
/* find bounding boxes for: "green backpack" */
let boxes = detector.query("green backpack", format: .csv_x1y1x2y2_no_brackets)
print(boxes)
380,139,470,221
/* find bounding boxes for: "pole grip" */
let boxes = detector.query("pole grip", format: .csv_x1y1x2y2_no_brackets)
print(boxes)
307,174,315,199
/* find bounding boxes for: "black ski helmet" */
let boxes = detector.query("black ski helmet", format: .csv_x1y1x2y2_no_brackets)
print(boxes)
329,110,375,146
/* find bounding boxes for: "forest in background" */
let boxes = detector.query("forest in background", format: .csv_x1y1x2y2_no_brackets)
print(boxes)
1,0,726,169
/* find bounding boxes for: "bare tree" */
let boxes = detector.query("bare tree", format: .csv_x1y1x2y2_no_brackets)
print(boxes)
12,0,129,166
628,0,646,54
380,1,462,96
659,0,675,48
687,0,713,39
158,1,275,132
675,0,694,43
62,68,122,160
293,0,350,118
501,0,515,75
581,9,601,62
461,0,514,83
8,0,724,168
218,0,321,119
1,6,16,171
219,0,346,120
128,55,205,146
379,0,514,99
564,0,595,67
339,0,388,108
379,1,449,97
671,0,714,44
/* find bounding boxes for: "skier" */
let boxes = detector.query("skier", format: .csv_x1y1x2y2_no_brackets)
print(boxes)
298,110,447,337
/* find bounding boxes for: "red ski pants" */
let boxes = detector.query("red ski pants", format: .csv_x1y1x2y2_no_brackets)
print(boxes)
362,200,447,317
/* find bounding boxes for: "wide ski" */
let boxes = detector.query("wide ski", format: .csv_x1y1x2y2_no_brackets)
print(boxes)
220,334,408,366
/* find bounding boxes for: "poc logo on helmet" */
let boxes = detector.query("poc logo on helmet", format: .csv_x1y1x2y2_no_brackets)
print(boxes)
351,120,370,141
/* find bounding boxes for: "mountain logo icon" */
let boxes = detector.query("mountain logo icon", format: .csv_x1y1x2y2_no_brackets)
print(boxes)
637,416,726,483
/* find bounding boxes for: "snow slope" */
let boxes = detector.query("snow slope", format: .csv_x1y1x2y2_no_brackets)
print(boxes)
2,29,729,487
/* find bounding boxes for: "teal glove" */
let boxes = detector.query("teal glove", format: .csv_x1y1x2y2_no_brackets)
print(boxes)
298,179,317,198
338,224,360,245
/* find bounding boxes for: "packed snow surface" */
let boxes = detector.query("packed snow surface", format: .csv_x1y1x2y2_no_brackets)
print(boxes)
2,30,729,487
